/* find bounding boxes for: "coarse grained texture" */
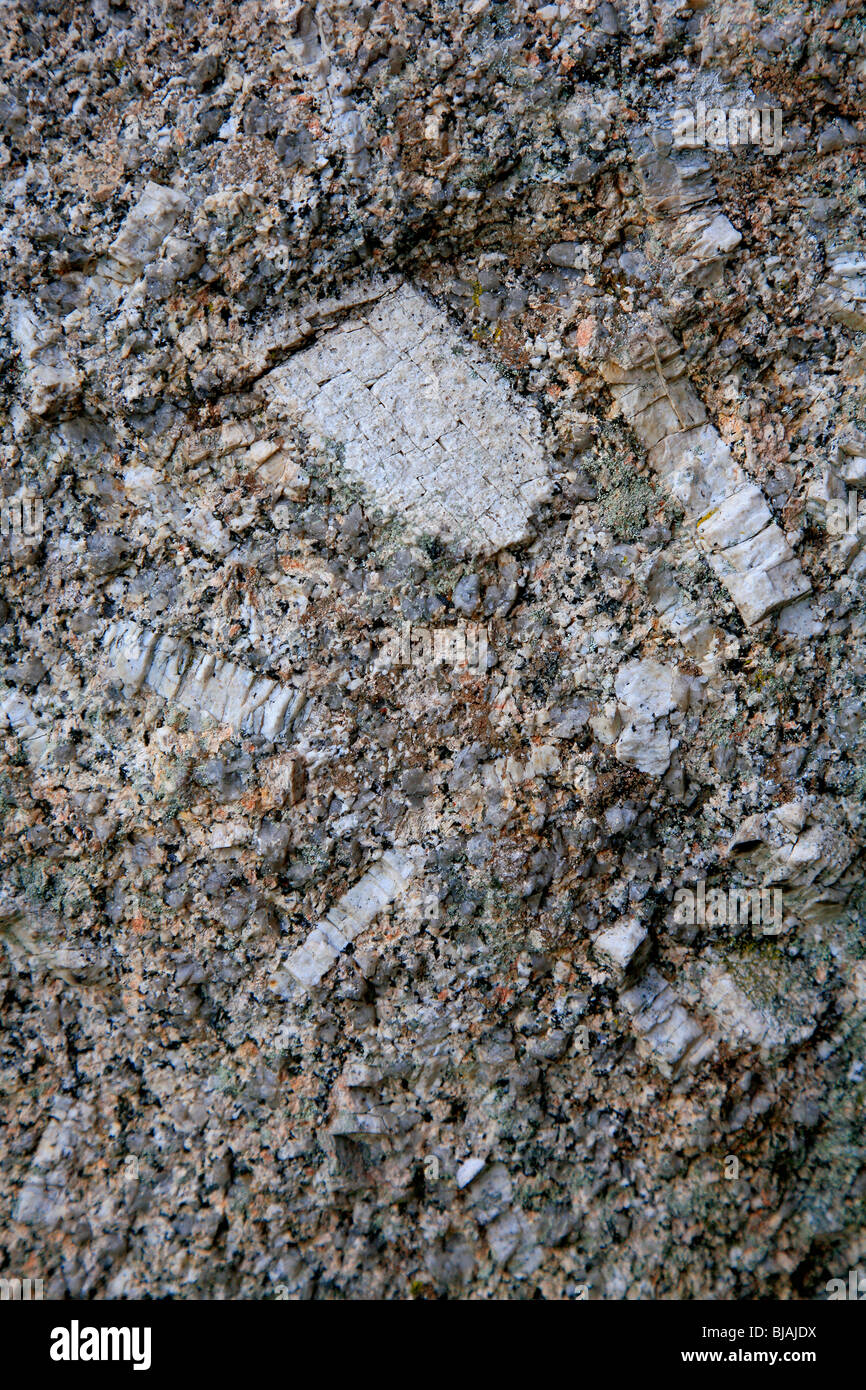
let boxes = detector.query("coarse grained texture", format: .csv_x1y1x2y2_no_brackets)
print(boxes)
1,0,865,1303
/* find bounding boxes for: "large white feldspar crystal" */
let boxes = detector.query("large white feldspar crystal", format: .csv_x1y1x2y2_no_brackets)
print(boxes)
102,619,300,739
816,246,866,332
619,967,713,1075
602,333,811,625
103,180,190,282
593,915,649,976
6,297,82,417
614,658,690,721
612,657,693,777
700,961,819,1050
259,284,551,555
286,850,417,990
632,140,743,285
0,689,50,762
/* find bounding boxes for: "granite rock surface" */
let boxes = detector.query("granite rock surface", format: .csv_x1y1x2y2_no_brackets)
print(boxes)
1,0,865,1301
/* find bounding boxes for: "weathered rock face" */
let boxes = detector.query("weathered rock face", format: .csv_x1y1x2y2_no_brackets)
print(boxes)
1,0,865,1303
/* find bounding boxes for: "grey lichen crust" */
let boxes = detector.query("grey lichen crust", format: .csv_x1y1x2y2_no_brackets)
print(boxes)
1,0,865,1303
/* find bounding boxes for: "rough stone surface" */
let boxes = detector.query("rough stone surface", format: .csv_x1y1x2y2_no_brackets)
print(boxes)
0,0,865,1308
